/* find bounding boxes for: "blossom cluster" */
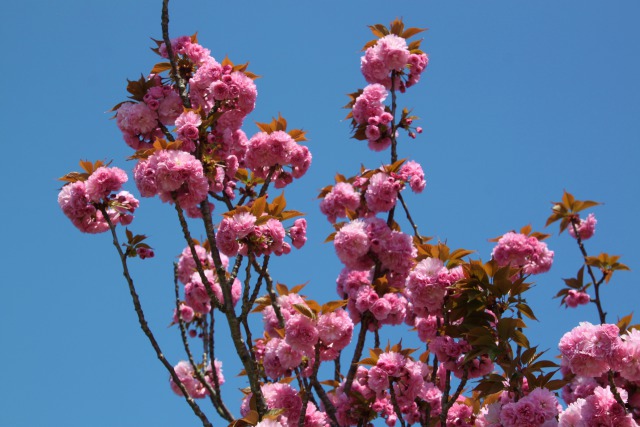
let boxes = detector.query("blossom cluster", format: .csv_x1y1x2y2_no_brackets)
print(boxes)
259,292,354,379
169,360,225,399
320,161,426,222
477,387,561,427
114,36,312,217
361,34,428,90
331,354,443,426
491,232,554,276
216,212,307,257
58,166,138,233
240,382,329,427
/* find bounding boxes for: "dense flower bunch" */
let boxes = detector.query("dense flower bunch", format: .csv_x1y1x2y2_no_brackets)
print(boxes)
169,359,225,399
58,164,139,234
361,34,428,90
491,231,554,276
320,161,426,222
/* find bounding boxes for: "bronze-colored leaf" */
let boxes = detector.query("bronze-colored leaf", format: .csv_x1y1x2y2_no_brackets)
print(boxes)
150,62,172,74
401,27,427,39
293,303,316,320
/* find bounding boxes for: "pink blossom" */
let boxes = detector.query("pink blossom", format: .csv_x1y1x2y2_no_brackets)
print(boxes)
580,386,635,427
245,131,296,170
241,383,302,427
492,232,554,275
564,289,590,308
568,213,597,240
289,218,307,249
175,110,202,149
365,172,402,213
135,150,208,210
368,366,390,394
157,88,183,125
317,309,353,351
284,313,318,353
84,166,128,202
333,220,373,270
136,247,154,259
172,303,195,324
116,102,158,135
320,182,361,223
619,328,640,381
169,359,224,399
398,160,426,193
558,322,623,377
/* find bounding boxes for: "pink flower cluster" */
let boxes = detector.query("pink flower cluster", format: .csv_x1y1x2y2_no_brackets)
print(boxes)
491,232,554,275
361,34,428,90
240,383,329,427
174,110,202,152
260,293,353,378
174,244,237,315
558,386,637,427
334,218,416,286
476,387,560,427
58,167,139,233
216,212,288,257
245,131,312,188
184,270,241,313
320,162,426,221
133,149,208,214
332,358,442,426
352,84,394,151
568,213,597,240
405,257,464,316
116,80,182,150
320,182,361,223
559,322,623,377
169,359,224,399
564,289,590,308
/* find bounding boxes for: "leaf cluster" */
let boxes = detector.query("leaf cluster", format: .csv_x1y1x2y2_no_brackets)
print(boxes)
545,190,600,234
58,160,111,184
363,18,427,53
255,114,307,142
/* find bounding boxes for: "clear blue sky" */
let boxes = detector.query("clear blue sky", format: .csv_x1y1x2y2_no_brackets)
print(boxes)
2,1,639,426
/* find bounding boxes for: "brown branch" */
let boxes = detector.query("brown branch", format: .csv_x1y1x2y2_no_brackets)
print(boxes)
99,206,212,427
388,381,406,427
161,0,190,107
398,192,421,239
173,199,223,312
344,314,370,395
198,200,268,416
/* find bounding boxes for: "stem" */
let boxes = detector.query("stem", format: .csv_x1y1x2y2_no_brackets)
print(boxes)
388,382,406,427
398,192,421,239
99,207,212,427
173,199,223,311
570,219,607,323
390,71,398,164
344,314,370,395
161,0,190,107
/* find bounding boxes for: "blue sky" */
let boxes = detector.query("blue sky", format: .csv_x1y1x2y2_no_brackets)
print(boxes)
2,1,639,426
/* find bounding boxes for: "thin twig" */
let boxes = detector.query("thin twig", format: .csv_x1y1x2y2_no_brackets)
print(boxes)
99,206,212,427
161,0,190,107
173,264,234,422
398,192,421,238
388,382,407,427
